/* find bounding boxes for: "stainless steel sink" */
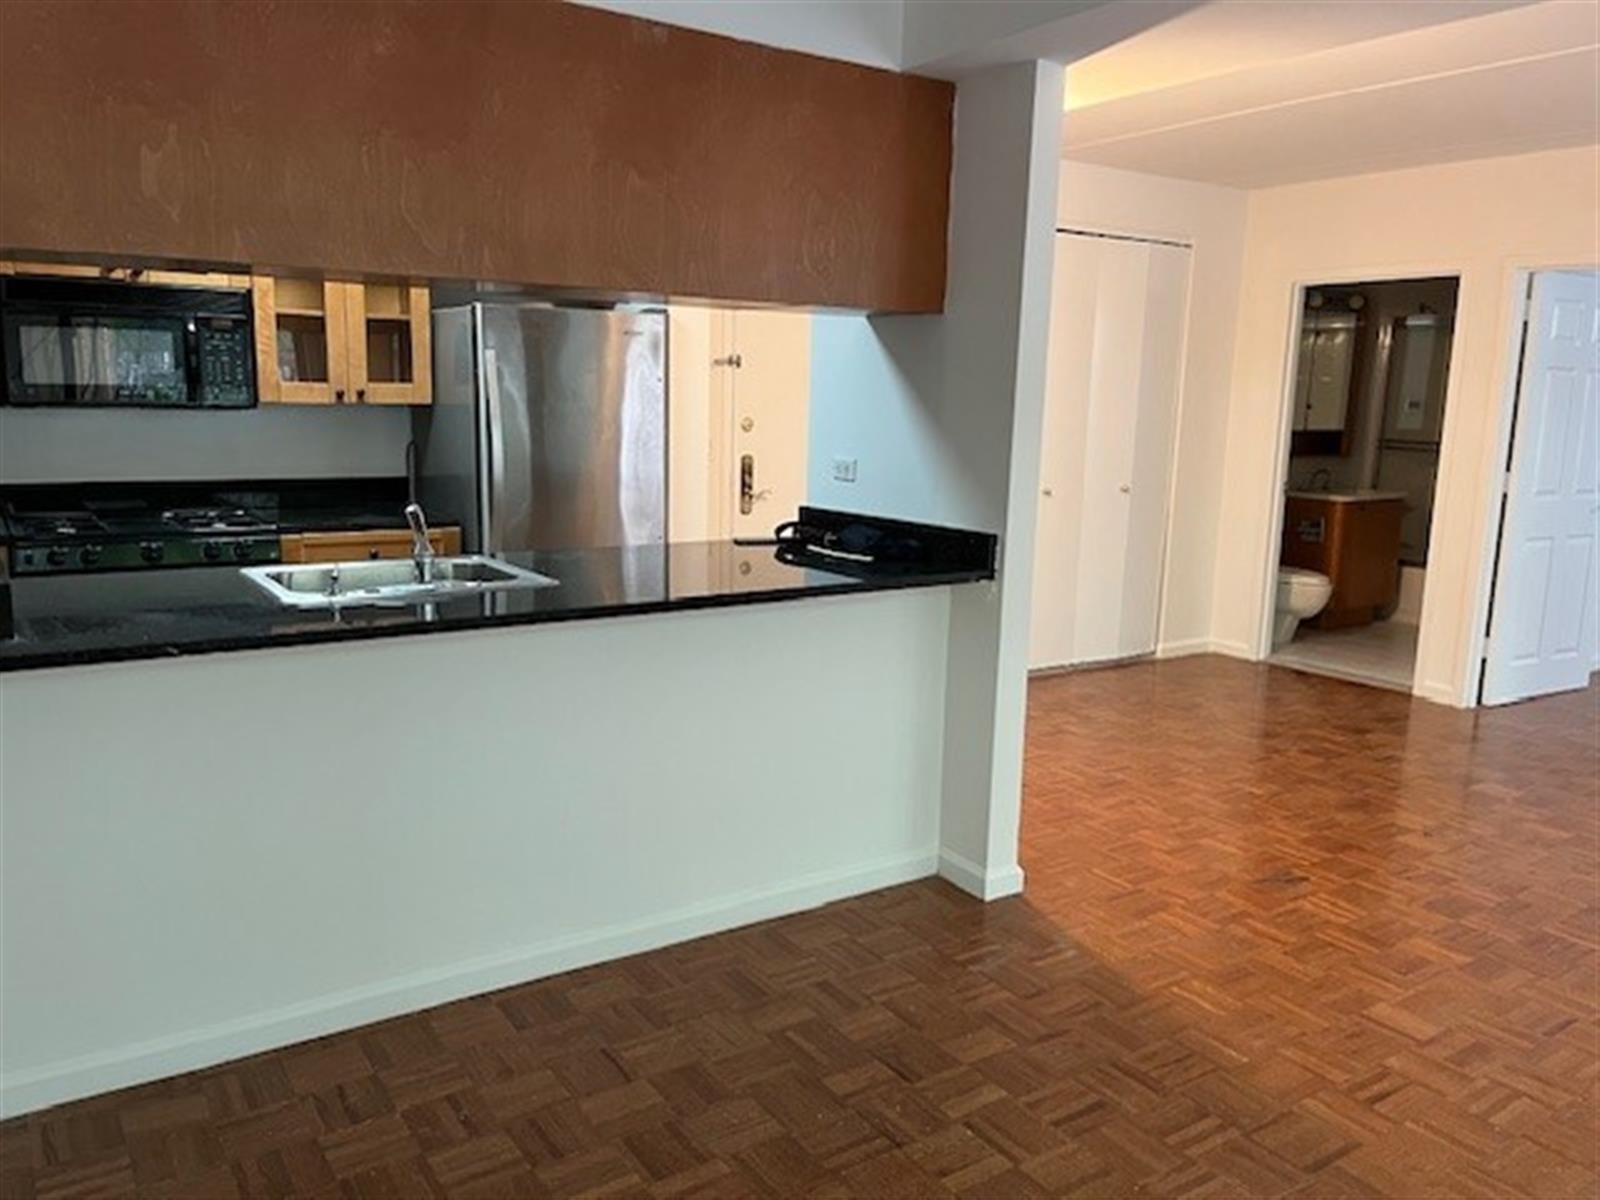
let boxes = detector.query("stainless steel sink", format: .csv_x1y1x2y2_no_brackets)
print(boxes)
242,555,558,609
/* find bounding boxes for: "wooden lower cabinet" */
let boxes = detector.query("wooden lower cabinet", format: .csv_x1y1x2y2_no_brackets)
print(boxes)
1280,497,1405,629
279,526,461,564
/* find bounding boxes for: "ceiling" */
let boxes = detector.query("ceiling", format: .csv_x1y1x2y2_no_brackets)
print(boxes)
1062,0,1600,187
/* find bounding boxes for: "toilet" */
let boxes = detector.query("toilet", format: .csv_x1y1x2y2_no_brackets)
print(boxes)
1274,567,1333,648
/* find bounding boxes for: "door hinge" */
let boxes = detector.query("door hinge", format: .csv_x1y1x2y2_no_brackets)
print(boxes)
712,353,743,369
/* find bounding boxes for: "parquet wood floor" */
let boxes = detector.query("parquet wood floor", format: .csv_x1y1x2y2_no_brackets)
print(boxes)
4,657,1596,1199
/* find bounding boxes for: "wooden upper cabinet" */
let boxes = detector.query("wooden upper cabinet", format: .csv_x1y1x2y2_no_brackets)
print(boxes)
0,3,953,312
251,276,430,406
252,276,349,405
345,282,431,406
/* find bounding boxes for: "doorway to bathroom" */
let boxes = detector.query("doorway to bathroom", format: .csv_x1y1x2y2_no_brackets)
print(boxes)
1267,276,1460,691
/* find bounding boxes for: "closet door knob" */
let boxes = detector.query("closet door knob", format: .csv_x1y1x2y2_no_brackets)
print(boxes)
1119,484,1132,494
1041,487,1054,497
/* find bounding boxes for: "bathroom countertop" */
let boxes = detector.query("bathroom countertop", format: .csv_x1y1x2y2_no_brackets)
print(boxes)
1285,490,1408,504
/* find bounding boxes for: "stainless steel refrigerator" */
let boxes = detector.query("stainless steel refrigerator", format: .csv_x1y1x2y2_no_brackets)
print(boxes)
418,303,666,553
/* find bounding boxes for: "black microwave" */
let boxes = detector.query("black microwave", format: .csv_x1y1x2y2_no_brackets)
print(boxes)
0,276,256,408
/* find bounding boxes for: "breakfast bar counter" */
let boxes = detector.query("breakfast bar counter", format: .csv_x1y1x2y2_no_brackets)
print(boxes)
0,510,996,672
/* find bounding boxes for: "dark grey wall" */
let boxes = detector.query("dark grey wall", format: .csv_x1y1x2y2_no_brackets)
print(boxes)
0,406,412,483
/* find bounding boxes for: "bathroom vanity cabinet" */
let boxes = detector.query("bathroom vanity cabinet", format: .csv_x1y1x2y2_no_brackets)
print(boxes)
1281,493,1406,629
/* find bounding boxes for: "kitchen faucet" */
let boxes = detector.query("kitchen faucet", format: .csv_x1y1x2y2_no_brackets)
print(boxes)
403,502,435,583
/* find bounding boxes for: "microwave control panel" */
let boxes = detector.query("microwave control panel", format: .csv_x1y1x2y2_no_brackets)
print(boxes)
194,315,255,407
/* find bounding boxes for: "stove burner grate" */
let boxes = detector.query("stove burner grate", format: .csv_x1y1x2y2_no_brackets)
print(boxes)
162,507,271,534
9,510,109,539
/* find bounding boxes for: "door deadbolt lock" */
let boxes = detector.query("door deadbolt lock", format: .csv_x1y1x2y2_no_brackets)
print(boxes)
740,417,755,433
739,454,770,515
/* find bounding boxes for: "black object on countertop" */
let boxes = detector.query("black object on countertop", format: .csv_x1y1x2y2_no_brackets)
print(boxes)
0,513,996,673
773,506,998,579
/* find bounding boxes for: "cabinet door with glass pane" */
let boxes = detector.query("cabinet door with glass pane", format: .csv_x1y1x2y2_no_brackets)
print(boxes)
345,282,431,405
251,276,350,405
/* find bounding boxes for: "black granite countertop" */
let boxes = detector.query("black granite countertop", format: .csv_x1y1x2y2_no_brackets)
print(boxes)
0,523,995,673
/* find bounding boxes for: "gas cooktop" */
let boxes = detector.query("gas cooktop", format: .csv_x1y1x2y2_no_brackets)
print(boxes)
4,492,281,575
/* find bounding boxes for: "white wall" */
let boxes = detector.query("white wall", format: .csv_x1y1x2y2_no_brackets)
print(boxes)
1394,565,1426,625
0,589,950,1114
810,60,1064,899
809,315,975,524
0,405,413,483
1214,144,1600,705
1054,161,1248,654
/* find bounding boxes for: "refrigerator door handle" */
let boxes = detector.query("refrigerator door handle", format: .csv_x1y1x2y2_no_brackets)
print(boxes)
484,346,507,554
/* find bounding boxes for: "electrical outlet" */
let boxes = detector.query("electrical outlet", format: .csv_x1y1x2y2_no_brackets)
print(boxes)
831,458,858,484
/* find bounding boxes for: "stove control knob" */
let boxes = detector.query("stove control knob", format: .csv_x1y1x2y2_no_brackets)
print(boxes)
202,541,223,561
140,542,164,564
46,546,68,567
232,541,253,561
79,544,103,566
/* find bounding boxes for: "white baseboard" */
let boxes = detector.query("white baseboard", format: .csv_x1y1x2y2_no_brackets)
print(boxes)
1206,638,1258,661
1,849,939,1118
1156,638,1257,662
1035,640,1258,668
1155,638,1213,659
1415,678,1466,708
938,849,1025,900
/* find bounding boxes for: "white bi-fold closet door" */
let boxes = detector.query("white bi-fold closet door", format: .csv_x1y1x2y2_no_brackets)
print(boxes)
1030,231,1190,670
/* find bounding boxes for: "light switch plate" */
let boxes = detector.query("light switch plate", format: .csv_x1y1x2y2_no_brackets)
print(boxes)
831,458,858,483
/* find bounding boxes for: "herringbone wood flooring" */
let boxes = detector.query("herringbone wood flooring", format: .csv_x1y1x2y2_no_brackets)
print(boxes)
3,658,1596,1198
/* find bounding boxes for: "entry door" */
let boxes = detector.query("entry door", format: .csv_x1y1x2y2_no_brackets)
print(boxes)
725,310,810,540
1482,270,1600,705
1031,233,1190,669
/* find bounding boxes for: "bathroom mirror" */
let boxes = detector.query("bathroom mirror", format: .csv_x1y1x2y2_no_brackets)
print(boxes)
1290,292,1364,456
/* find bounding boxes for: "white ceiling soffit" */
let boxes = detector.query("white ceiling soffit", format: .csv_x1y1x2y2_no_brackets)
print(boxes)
571,0,1208,79
1062,0,1600,187
568,0,905,70
900,1,1196,79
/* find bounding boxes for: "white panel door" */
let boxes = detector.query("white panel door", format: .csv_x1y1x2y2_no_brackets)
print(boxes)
728,310,810,539
1031,234,1190,669
1483,270,1600,705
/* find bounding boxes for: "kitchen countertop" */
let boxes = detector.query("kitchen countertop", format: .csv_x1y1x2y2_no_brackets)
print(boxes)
0,533,995,673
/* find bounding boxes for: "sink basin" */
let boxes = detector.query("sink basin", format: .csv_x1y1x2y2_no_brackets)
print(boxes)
242,555,558,609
